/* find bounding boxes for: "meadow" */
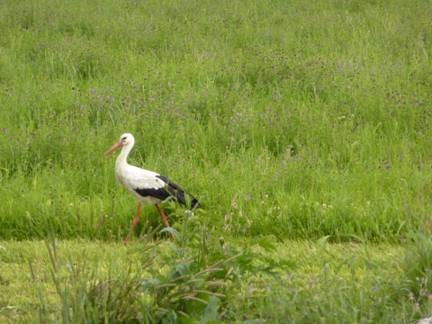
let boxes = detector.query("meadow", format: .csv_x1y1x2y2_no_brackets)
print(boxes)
0,0,431,322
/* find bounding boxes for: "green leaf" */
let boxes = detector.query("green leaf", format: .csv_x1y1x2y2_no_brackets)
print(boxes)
317,235,331,246
200,296,220,324
256,236,276,252
178,316,199,324
160,227,179,237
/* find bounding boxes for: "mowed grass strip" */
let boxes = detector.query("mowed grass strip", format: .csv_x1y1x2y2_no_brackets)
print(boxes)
0,239,409,323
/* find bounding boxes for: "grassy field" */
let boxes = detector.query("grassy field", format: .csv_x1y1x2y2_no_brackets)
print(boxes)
0,0,431,322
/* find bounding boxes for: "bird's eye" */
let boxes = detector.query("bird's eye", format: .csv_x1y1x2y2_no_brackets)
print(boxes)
122,137,127,141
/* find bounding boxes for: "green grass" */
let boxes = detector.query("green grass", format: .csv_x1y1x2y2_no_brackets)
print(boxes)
1,236,431,323
0,0,431,321
0,0,431,241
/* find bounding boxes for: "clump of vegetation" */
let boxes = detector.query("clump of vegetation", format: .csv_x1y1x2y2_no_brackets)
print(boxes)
34,211,250,322
46,252,230,323
398,234,432,316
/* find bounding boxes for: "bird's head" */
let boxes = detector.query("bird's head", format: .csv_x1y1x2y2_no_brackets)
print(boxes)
104,133,135,156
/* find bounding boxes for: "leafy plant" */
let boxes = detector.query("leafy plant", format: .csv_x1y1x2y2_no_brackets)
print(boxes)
34,213,247,323
400,234,432,309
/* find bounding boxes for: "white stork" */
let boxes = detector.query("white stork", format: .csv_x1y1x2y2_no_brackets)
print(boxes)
104,133,199,244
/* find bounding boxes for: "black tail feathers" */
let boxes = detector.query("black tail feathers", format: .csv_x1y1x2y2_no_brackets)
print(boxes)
190,197,200,209
173,191,200,209
156,175,200,209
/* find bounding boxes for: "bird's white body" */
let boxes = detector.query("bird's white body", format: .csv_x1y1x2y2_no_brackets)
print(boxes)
115,164,164,204
113,134,166,205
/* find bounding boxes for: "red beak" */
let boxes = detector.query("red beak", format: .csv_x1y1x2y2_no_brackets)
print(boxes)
104,141,123,156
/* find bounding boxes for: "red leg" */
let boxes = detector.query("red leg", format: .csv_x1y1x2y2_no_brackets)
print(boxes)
124,202,142,246
155,204,170,227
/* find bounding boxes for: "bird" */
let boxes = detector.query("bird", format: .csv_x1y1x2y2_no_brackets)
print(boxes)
104,133,199,244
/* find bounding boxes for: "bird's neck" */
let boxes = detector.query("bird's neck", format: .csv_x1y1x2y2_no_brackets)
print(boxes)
116,143,133,168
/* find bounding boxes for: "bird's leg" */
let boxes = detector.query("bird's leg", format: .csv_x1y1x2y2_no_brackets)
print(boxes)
155,204,170,227
124,202,142,246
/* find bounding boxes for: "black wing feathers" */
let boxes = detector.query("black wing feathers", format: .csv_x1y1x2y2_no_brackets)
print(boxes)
157,175,199,208
156,175,186,205
133,175,199,208
134,187,170,201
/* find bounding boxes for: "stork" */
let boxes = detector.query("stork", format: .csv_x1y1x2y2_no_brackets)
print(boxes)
104,133,199,244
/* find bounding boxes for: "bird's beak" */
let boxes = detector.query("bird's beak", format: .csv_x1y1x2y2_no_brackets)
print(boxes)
104,141,123,156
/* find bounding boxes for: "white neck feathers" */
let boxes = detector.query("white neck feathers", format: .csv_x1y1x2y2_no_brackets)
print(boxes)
116,142,133,167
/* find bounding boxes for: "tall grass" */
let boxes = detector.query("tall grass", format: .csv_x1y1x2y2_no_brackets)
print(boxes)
0,0,431,241
400,234,432,312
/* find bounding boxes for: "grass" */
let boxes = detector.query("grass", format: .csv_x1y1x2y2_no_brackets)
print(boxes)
0,0,431,321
